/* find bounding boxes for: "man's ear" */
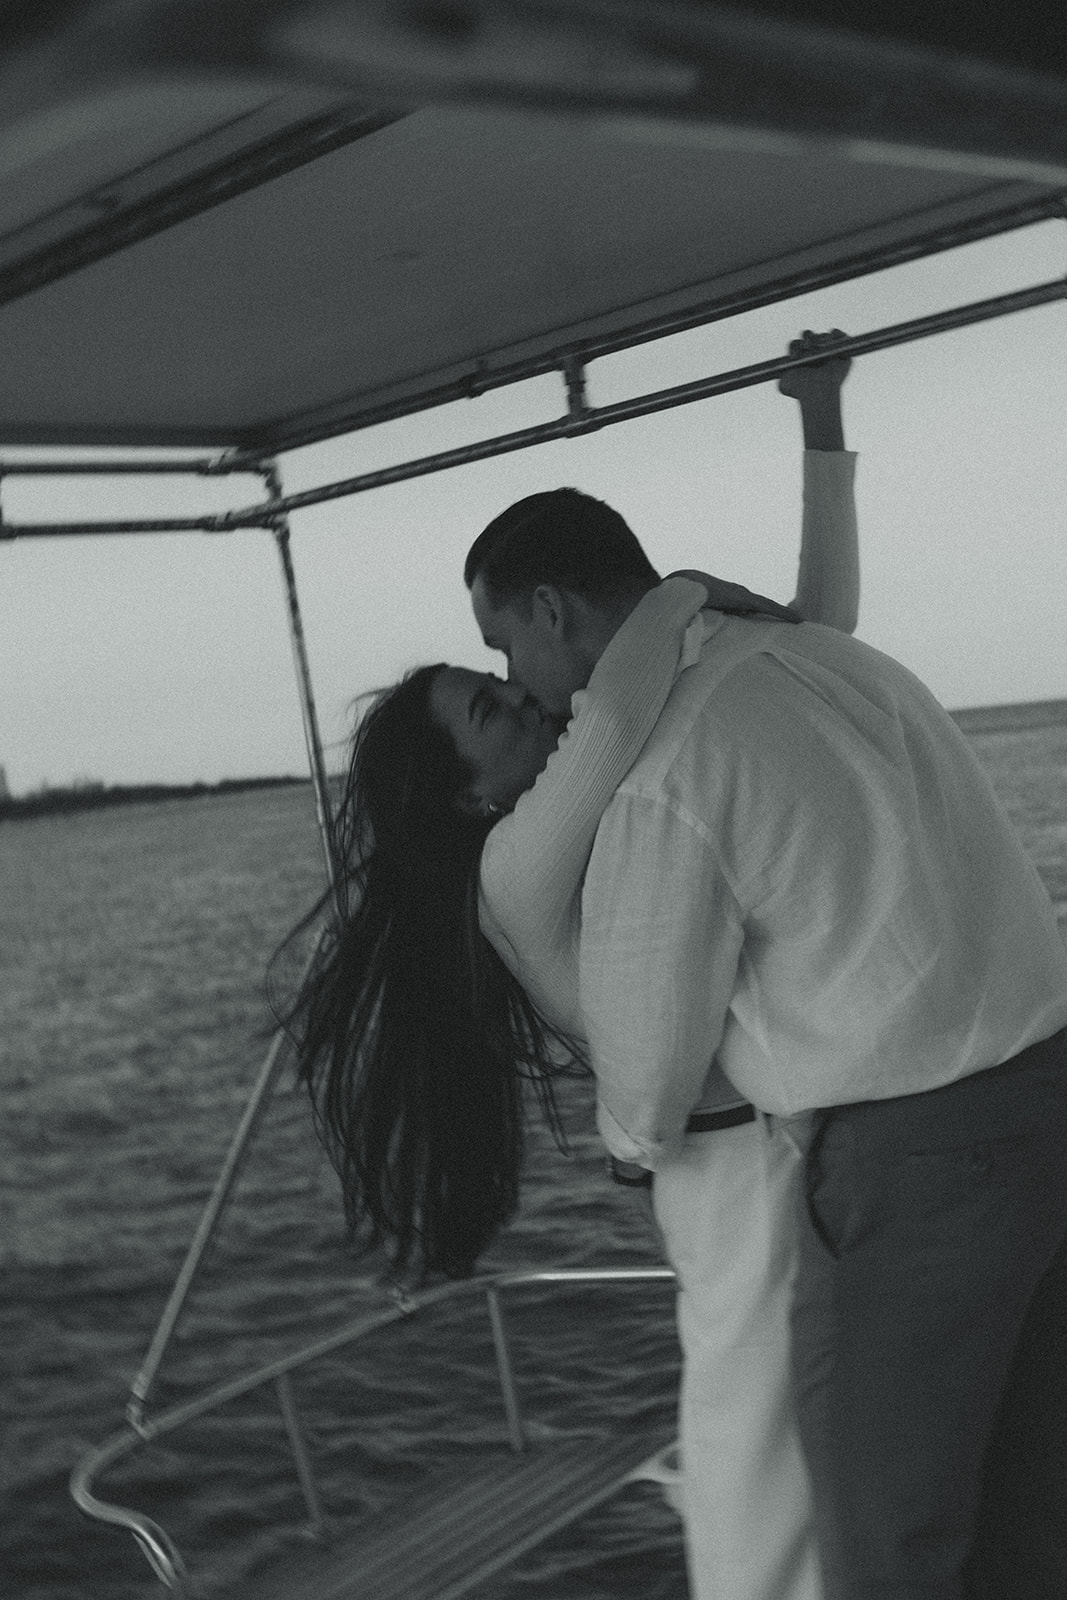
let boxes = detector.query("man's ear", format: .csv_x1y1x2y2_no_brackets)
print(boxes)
530,583,567,634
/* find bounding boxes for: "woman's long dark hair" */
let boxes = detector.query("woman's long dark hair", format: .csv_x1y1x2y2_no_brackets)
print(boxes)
275,664,580,1281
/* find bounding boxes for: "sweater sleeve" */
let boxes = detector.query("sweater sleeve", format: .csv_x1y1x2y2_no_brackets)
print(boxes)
479,576,707,1031
790,450,859,633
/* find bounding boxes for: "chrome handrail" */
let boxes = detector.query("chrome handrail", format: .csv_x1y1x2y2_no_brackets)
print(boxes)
71,1266,676,1591
69,1429,191,1595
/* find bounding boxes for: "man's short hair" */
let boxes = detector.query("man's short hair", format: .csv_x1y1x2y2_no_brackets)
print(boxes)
464,488,659,609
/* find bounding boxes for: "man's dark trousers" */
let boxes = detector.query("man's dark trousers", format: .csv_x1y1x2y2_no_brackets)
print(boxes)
791,1027,1067,1600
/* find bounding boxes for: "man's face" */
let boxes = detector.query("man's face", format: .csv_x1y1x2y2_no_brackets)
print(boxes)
470,572,588,718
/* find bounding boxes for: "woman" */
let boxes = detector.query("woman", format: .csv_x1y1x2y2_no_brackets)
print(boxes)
280,334,857,1283
282,573,721,1274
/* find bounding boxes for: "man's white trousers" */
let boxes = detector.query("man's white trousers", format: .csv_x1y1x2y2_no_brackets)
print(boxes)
651,1114,822,1600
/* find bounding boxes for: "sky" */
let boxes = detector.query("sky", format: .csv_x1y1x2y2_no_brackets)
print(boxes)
2,217,1066,796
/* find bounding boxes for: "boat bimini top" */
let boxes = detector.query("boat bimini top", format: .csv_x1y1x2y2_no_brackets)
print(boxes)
1,0,1066,462
2,3,1064,1596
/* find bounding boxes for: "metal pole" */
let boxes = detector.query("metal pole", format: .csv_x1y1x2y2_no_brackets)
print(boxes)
219,272,1067,525
0,456,242,475
102,1271,677,1472
219,191,1065,466
0,513,271,538
70,1429,192,1592
264,461,340,908
127,465,341,1424
127,1026,294,1428
274,1371,327,1538
5,270,1065,542
486,1286,526,1454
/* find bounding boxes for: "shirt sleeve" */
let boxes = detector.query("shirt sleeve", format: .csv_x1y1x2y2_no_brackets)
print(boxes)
581,792,745,1167
479,576,708,1030
790,450,859,633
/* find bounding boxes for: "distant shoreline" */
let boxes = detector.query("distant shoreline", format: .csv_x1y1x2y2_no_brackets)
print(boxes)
949,698,1067,735
0,775,311,823
3,697,1064,823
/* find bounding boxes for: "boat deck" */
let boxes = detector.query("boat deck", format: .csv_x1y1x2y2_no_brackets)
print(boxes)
225,1431,677,1600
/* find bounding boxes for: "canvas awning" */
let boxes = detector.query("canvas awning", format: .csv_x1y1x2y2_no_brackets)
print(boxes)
0,1,1063,453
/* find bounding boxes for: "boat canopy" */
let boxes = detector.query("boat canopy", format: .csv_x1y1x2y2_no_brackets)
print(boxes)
0,0,1064,454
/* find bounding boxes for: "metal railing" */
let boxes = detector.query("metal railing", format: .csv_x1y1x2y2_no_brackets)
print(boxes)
4,263,1066,540
70,1265,677,1595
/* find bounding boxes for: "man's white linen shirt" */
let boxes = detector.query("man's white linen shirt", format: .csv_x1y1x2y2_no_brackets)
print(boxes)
479,451,860,1063
583,615,1067,1167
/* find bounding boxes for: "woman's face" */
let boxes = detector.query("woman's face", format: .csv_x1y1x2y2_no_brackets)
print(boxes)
429,667,560,813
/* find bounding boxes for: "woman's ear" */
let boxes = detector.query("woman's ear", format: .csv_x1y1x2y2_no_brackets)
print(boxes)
454,786,486,818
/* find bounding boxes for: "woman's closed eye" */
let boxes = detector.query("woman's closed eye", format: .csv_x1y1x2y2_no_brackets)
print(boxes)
471,685,497,729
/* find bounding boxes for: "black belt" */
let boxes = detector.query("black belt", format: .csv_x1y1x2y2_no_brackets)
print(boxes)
686,1103,756,1133
609,1102,757,1187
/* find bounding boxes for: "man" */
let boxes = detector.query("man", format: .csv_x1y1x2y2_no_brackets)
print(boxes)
467,333,857,1600
465,354,1067,1598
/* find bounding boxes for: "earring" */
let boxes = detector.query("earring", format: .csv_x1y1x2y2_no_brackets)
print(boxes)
484,800,504,818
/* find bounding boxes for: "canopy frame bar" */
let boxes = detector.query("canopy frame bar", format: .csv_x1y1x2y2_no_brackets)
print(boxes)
220,189,1067,459
1,191,1062,457
3,268,1063,540
228,272,1067,523
265,458,340,906
122,460,339,1432
0,457,242,475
